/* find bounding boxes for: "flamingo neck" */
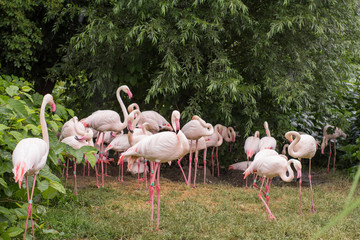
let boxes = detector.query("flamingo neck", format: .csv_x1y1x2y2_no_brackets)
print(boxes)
116,86,130,129
40,96,51,149
286,131,301,158
279,159,295,182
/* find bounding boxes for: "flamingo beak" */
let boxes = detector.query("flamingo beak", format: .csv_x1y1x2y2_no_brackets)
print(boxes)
18,180,22,189
244,170,250,179
127,90,133,99
229,166,234,170
51,103,56,115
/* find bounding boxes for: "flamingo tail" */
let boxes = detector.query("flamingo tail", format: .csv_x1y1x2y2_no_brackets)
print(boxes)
15,162,26,188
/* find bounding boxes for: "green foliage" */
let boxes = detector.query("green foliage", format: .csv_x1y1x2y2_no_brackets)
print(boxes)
0,73,95,238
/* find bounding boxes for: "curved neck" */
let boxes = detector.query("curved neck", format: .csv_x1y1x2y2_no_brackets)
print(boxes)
264,121,271,137
254,131,260,138
214,124,223,146
40,96,51,149
193,115,214,135
116,86,130,128
286,131,301,158
279,159,295,182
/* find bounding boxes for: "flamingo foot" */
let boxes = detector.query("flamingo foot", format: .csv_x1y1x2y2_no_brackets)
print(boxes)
269,214,276,220
311,205,316,213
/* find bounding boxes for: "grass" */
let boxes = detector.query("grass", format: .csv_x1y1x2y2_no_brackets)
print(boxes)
35,167,360,240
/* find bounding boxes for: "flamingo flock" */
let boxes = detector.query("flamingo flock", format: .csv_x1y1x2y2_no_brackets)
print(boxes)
12,89,347,237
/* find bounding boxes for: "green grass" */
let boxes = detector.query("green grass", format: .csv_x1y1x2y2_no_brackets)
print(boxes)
36,169,360,240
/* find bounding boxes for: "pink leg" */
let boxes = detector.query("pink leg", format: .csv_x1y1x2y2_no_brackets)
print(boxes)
65,158,69,186
187,141,193,187
137,159,141,189
333,140,337,173
253,176,266,196
88,161,90,176
94,160,100,188
299,170,303,215
245,157,249,188
177,157,188,185
144,159,148,190
150,162,160,228
74,158,77,196
192,141,199,188
257,177,276,220
100,133,105,187
211,147,215,176
156,163,161,230
62,162,65,177
216,146,220,177
24,174,37,240
121,159,124,182
309,158,316,213
203,147,207,184
327,142,332,174
105,162,109,177
118,156,121,182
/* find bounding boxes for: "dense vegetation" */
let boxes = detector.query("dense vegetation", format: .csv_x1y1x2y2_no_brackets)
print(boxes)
1,0,360,239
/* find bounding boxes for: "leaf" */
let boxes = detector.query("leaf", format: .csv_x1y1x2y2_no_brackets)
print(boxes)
39,166,61,183
49,181,65,194
21,86,32,92
9,131,24,142
0,124,9,131
5,86,19,97
0,178,8,188
6,227,23,237
7,99,28,118
37,180,49,192
43,229,58,234
49,121,58,132
41,186,58,200
85,152,96,168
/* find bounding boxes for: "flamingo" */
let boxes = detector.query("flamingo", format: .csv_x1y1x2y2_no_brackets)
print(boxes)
285,131,317,213
244,131,260,187
259,121,277,151
59,116,86,141
204,124,224,183
119,110,190,230
105,134,130,182
128,103,173,132
61,128,94,195
127,109,153,188
321,125,346,173
282,144,289,155
81,85,132,187
221,125,236,152
244,154,302,220
228,161,253,171
12,94,56,240
180,115,213,187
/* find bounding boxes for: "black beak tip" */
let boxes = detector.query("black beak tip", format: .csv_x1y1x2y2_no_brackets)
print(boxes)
52,111,56,116
176,129,179,134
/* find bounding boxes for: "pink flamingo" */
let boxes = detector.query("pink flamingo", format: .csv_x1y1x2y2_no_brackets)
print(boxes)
205,124,224,183
119,110,189,230
81,85,132,187
61,128,94,195
12,94,56,240
180,115,213,187
321,125,346,173
59,116,86,141
229,161,253,171
259,121,277,151
244,154,302,220
127,109,153,188
244,131,260,188
105,134,130,182
285,131,317,213
128,103,173,132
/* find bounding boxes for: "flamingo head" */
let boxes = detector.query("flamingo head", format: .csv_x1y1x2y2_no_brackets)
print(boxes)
127,89,133,99
229,165,234,170
243,169,251,179
50,102,56,115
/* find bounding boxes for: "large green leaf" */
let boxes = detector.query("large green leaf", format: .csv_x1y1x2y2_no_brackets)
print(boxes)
7,99,28,118
49,181,65,194
0,178,8,188
41,186,58,200
6,227,23,237
5,86,19,97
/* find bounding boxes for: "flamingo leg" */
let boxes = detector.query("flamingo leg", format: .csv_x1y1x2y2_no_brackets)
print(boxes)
333,140,337,173
216,146,220,177
118,155,121,182
309,158,316,213
156,163,161,230
24,174,37,240
137,158,141,189
88,161,90,176
94,158,100,188
203,147,207,184
100,132,105,187
121,159,124,182
327,141,332,174
144,159,148,190
211,147,215,176
74,158,77,196
187,141,193,187
257,177,276,220
298,168,303,215
150,162,160,228
192,140,199,188
177,157,188,185
65,157,69,186
245,156,249,188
